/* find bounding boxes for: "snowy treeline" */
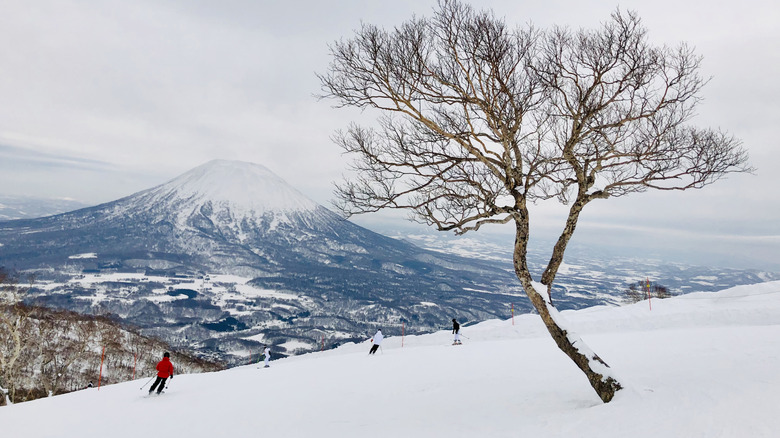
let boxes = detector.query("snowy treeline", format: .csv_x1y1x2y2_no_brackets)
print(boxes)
1,271,223,405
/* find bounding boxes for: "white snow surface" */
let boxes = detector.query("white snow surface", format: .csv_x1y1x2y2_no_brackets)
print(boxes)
142,159,318,215
67,253,97,259
4,281,780,437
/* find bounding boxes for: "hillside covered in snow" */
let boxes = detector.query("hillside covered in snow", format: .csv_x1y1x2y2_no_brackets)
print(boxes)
0,160,530,363
3,280,779,437
3,160,775,367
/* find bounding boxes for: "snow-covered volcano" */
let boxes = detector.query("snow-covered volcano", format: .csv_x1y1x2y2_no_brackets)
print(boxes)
0,160,526,362
0,159,517,283
132,159,318,221
98,159,329,244
0,160,353,273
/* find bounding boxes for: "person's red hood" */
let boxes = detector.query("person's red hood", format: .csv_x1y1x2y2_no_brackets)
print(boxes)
156,357,174,378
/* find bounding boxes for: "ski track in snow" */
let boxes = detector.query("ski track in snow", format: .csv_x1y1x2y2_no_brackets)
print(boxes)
3,281,780,437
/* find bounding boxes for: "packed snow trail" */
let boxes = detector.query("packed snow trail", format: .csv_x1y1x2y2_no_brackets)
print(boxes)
3,282,780,437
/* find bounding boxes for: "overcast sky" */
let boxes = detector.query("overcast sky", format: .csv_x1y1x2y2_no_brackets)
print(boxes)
1,0,778,270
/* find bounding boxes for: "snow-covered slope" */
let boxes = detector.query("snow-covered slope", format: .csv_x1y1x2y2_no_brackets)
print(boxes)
0,160,527,363
4,281,780,437
116,159,320,233
0,195,88,220
148,159,318,214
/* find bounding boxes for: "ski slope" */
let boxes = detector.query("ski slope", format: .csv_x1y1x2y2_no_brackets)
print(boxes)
3,281,780,437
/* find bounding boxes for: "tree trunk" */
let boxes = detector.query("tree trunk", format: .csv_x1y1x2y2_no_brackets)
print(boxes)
0,314,23,406
541,196,587,289
0,383,9,406
513,221,622,403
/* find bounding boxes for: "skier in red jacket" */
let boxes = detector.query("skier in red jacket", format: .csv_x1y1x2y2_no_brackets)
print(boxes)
148,352,174,395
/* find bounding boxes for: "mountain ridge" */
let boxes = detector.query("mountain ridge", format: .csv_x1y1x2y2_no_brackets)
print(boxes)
128,159,319,221
2,160,776,364
0,160,528,363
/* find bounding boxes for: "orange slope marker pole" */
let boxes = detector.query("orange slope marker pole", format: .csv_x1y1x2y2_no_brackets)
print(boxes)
646,277,652,311
511,303,515,325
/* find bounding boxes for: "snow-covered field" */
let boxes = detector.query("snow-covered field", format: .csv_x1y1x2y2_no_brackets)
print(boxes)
3,281,780,437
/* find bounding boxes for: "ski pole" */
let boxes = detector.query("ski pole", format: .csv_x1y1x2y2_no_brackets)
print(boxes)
139,376,155,390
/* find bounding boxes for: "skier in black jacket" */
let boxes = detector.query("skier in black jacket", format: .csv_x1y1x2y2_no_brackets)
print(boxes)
452,319,461,345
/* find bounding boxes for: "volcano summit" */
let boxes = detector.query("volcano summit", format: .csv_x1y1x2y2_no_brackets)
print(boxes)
0,160,525,362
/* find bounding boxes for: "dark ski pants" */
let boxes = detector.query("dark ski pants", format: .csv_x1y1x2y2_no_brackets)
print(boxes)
369,344,379,354
149,377,167,393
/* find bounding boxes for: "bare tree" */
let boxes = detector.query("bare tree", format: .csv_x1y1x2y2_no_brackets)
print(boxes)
0,270,34,405
318,0,751,402
93,318,123,385
35,310,70,397
34,309,97,397
624,280,672,304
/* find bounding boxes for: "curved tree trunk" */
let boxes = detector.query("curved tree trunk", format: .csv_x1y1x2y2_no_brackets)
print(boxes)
512,221,622,403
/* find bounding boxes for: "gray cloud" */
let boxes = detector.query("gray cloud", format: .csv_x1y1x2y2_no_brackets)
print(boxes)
0,144,113,171
0,0,778,270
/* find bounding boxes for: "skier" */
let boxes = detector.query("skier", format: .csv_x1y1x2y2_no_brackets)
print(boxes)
368,329,383,355
452,319,461,345
148,352,174,395
263,346,271,368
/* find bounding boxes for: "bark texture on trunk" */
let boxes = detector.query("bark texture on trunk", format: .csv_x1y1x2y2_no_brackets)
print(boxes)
0,385,9,406
513,222,622,403
527,282,622,402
